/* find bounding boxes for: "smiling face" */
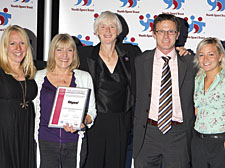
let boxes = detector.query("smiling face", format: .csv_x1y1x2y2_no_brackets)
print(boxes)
54,44,73,70
153,20,180,55
7,31,27,66
198,43,223,74
97,19,118,45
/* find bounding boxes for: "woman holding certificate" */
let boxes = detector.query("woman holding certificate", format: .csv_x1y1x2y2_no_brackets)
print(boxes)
34,34,96,168
0,25,37,168
192,37,225,168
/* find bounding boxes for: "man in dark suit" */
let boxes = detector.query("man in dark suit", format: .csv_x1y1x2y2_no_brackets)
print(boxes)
133,14,196,168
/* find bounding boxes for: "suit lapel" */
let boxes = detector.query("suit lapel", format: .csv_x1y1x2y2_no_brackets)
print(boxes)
144,50,186,93
116,44,132,87
144,50,155,94
177,54,188,88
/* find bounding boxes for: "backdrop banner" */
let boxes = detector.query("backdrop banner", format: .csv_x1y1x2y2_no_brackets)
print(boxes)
59,0,225,52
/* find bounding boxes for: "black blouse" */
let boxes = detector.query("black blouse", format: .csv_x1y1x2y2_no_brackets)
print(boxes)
96,56,128,114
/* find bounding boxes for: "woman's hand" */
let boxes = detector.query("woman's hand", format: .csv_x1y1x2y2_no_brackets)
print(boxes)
63,123,77,133
176,46,191,56
63,114,92,133
63,123,85,133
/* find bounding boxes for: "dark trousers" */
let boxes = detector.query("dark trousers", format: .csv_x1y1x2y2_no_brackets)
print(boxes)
134,124,190,168
39,138,87,168
191,131,225,168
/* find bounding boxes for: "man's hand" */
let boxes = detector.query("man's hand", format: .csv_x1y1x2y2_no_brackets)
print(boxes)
176,46,191,56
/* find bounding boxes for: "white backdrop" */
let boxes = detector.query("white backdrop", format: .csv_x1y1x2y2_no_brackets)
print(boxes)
59,0,225,52
0,0,38,58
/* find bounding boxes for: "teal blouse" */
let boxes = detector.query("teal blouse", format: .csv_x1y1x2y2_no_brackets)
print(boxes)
194,69,225,134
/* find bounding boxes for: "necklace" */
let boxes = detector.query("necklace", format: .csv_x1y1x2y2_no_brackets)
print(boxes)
19,80,29,109
106,56,111,62
107,57,112,62
106,51,115,62
100,49,116,62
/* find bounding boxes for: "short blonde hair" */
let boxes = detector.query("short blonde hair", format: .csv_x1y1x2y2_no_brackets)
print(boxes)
46,34,80,72
94,11,122,35
0,25,36,79
194,37,225,78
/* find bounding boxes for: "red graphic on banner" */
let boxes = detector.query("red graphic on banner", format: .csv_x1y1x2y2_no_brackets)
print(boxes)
51,88,66,124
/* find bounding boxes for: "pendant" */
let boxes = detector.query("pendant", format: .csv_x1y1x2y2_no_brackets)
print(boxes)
20,101,29,109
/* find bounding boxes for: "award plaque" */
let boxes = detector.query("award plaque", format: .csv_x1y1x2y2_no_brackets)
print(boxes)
48,87,90,130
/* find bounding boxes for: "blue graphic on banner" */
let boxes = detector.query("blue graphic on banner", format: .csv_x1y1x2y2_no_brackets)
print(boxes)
163,0,184,9
139,14,154,32
120,0,139,8
185,16,206,34
14,0,30,2
77,34,93,46
0,8,11,26
207,0,225,11
75,0,92,6
123,37,138,45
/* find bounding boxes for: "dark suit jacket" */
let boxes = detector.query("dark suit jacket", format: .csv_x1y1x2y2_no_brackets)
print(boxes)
78,42,141,132
133,49,196,158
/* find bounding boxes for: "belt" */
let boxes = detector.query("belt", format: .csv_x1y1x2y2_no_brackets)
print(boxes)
195,131,225,139
147,119,182,126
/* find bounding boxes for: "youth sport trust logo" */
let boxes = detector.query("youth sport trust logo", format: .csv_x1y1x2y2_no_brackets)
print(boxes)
120,0,139,8
139,14,157,32
184,16,206,34
123,37,138,45
75,0,92,6
207,0,225,11
163,0,184,10
77,34,93,46
14,0,30,2
0,8,11,26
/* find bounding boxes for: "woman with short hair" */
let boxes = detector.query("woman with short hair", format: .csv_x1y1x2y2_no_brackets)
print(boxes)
78,11,142,168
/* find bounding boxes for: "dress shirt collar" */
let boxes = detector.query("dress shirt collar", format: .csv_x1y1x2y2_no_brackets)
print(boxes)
155,48,177,61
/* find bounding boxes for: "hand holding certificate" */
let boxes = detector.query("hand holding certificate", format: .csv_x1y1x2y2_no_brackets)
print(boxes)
48,86,90,130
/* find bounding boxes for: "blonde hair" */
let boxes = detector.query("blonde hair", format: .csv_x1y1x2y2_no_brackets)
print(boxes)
46,34,80,72
94,11,122,35
194,37,225,78
0,25,36,79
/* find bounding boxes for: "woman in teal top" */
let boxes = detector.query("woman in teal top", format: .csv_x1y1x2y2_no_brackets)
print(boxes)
192,37,225,168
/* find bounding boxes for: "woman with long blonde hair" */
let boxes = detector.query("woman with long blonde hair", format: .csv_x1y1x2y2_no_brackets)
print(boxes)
0,25,37,168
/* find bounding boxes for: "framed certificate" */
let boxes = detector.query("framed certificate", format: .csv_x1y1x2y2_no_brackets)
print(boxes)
48,86,90,130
